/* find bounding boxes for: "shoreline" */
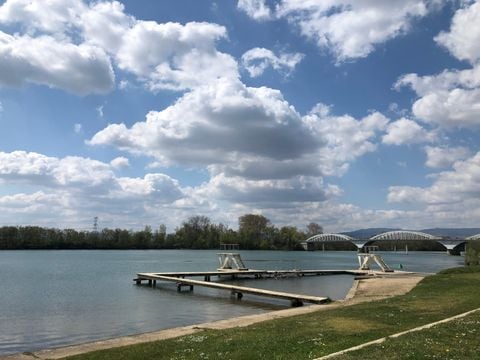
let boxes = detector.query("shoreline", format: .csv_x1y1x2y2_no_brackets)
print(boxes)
3,272,425,360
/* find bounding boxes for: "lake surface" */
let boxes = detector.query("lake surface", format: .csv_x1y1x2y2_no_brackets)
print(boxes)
0,250,464,355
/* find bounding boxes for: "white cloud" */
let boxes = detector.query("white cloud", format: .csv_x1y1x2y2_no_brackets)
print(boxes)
424,146,471,168
113,21,238,91
237,0,272,20
435,0,480,64
89,79,388,180
196,173,337,206
396,64,480,129
394,3,480,130
89,78,320,168
0,150,185,228
0,32,114,95
382,118,433,145
0,0,84,34
0,0,238,94
73,123,82,134
241,47,304,77
240,0,437,62
110,156,130,169
304,105,389,176
388,151,480,205
96,105,104,118
88,78,389,209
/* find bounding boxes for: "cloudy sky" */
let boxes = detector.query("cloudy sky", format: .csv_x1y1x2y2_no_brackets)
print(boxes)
0,0,479,232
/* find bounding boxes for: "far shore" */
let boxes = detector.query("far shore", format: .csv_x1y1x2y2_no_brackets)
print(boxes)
3,272,424,360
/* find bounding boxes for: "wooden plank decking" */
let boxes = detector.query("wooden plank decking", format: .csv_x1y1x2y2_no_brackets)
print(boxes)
140,269,366,278
135,273,330,306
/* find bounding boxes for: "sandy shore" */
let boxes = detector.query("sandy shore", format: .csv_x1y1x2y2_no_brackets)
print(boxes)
2,272,425,360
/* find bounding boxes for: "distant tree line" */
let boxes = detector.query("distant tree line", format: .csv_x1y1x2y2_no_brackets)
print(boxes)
0,214,457,251
0,215,322,251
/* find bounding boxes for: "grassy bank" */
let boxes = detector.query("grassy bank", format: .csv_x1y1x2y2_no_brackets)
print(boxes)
334,310,480,359
65,267,480,360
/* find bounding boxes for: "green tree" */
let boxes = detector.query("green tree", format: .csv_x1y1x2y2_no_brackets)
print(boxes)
279,226,304,250
238,214,271,249
306,222,323,237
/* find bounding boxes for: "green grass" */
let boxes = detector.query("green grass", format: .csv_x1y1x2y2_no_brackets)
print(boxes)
64,267,480,360
334,311,480,360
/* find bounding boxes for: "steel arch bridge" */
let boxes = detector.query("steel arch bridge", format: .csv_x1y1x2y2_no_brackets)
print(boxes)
304,233,370,250
304,230,467,254
370,231,440,241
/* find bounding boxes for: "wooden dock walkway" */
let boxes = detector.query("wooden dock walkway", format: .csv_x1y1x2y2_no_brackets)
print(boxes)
135,273,330,306
134,269,371,307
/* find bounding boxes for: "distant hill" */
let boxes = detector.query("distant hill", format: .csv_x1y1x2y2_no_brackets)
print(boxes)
342,227,480,239
420,228,480,238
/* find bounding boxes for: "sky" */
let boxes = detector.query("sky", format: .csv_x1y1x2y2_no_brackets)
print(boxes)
0,0,479,232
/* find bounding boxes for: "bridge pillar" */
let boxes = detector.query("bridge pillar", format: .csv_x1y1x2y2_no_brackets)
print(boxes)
351,240,370,253
438,241,464,256
447,248,461,256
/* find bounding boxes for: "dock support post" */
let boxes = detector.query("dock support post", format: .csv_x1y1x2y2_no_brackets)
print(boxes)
291,299,303,307
177,283,194,292
231,291,243,299
148,279,152,286
135,279,141,285
153,280,156,286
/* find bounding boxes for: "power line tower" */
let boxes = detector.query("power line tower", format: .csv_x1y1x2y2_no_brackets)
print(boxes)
93,216,99,233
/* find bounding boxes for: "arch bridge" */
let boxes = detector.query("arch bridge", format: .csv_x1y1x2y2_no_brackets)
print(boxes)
303,230,467,255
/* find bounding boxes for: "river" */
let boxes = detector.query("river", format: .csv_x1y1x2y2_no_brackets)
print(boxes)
0,250,464,355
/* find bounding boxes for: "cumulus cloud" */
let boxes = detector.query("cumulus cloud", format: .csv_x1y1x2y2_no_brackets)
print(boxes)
396,64,480,129
394,2,480,130
89,80,388,180
195,174,336,206
0,0,238,94
425,146,471,168
304,104,389,176
113,21,238,91
239,0,437,62
0,151,184,227
0,0,84,34
241,47,304,77
382,118,433,145
237,0,272,20
435,0,480,64
89,78,320,167
388,151,480,205
110,156,130,169
0,32,114,95
88,79,388,210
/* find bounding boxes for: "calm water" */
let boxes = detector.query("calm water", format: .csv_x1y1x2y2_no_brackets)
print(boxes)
0,250,463,355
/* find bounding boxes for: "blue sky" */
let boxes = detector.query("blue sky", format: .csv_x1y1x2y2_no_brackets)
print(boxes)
0,0,479,232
